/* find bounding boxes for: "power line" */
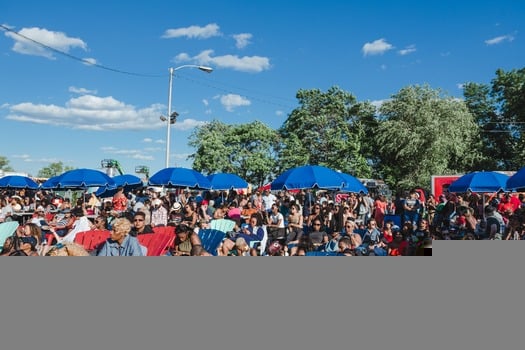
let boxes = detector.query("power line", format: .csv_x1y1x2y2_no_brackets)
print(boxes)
0,24,162,78
177,73,298,111
1,24,298,111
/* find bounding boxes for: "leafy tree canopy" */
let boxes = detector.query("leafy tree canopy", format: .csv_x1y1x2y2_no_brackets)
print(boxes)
375,84,482,190
189,119,278,186
37,162,75,178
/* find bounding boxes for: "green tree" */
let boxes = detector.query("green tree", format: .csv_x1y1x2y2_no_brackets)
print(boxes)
278,86,372,177
188,120,233,173
0,156,15,172
37,162,74,178
375,84,482,191
189,120,279,186
462,82,499,170
464,67,525,170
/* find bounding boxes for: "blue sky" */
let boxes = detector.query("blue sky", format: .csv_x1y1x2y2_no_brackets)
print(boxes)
1,0,524,178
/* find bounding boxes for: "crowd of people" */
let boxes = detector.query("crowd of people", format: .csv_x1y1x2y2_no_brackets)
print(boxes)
428,190,525,240
0,184,439,256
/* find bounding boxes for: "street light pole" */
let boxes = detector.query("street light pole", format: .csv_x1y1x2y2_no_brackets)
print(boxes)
164,65,213,168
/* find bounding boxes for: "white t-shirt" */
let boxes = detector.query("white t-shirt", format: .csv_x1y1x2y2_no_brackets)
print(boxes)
270,212,285,228
262,193,276,211
61,217,92,243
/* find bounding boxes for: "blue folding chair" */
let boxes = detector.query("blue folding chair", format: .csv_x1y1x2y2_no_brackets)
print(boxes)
197,229,226,256
0,221,19,252
383,215,401,228
305,251,339,256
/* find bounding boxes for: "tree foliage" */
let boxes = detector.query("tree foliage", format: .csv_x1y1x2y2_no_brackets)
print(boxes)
37,162,74,178
374,84,482,190
278,86,372,177
184,68,523,192
0,156,14,172
464,67,525,170
189,120,279,186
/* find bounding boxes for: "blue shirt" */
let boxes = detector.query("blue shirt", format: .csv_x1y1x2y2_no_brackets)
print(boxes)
236,226,265,245
362,228,381,245
97,235,144,256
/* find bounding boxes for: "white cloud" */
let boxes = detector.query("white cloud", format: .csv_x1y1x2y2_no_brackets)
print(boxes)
485,34,515,45
202,99,209,107
162,23,221,39
5,94,209,131
69,86,98,95
362,38,394,56
176,49,271,73
174,53,191,62
275,110,284,116
457,83,465,90
12,154,31,160
144,146,162,152
172,118,208,130
233,33,252,49
220,94,251,112
398,45,416,55
131,154,154,161
142,138,153,143
4,27,87,59
101,146,155,161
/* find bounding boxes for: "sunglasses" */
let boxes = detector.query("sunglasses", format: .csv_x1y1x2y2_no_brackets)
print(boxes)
134,219,144,222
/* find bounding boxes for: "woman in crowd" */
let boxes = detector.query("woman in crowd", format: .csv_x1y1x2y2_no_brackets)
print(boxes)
97,217,144,256
181,202,198,229
93,216,108,231
170,223,201,256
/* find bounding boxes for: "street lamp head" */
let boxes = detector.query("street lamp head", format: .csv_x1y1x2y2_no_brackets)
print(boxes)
197,66,213,73
160,115,167,122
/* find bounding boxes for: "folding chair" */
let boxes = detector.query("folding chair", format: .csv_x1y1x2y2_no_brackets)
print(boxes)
0,221,19,252
139,233,174,256
248,225,268,256
210,219,236,233
305,251,339,256
74,229,111,254
383,214,402,228
197,229,226,256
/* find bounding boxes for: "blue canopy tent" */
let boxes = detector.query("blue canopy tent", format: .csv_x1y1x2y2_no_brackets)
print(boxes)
206,173,248,190
0,175,40,190
95,174,143,198
448,171,510,220
40,168,116,190
271,165,346,191
148,167,212,189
